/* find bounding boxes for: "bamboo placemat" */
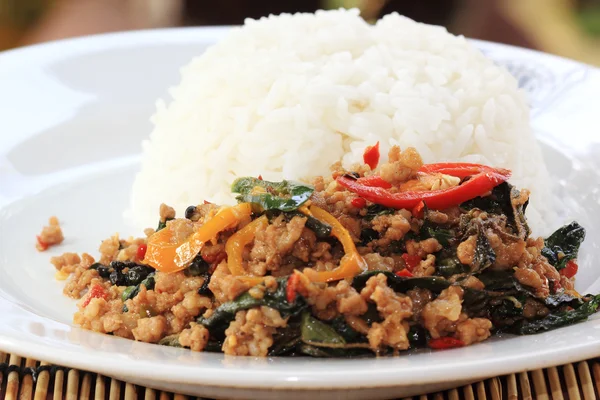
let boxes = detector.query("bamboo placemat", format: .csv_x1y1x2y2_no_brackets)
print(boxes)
1,350,598,399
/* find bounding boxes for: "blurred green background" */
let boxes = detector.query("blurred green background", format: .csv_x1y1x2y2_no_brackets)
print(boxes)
1,0,599,65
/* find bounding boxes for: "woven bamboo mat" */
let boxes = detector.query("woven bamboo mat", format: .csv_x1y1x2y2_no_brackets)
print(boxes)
1,351,599,400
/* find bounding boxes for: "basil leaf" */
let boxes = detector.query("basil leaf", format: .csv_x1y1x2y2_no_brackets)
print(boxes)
300,312,346,345
198,276,307,335
542,222,586,271
232,177,314,212
513,294,600,335
352,271,451,293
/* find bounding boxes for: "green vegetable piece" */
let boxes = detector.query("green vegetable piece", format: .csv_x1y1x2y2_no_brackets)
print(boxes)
88,262,104,270
231,177,314,212
298,344,340,357
460,182,530,238
300,312,346,346
268,321,303,356
198,276,307,335
287,210,332,238
542,222,586,270
514,294,600,335
296,312,373,357
461,287,492,315
364,204,395,221
121,274,155,304
471,230,496,273
436,256,469,277
352,271,451,293
156,217,174,232
298,344,375,358
198,292,262,333
203,340,224,353
270,336,302,356
407,203,454,247
544,292,584,309
418,207,454,246
407,325,428,348
139,304,157,318
121,286,136,302
476,270,529,292
422,226,453,247
361,302,383,325
158,334,182,348
329,316,365,343
490,296,526,320
184,258,209,277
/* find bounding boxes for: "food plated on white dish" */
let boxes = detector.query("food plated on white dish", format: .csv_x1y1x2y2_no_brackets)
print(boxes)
1,9,599,399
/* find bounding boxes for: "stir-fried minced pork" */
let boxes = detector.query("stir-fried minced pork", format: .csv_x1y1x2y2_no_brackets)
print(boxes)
36,216,64,251
47,144,597,357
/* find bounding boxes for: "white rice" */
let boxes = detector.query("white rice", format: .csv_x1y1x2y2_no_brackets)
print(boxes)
130,8,554,233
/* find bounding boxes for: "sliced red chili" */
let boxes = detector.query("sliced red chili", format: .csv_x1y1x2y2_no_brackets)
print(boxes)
357,175,392,189
401,253,421,271
136,244,147,261
418,163,510,178
258,175,263,180
551,279,562,293
428,337,465,350
412,201,425,218
81,284,108,307
337,163,510,211
561,260,578,279
363,142,380,170
287,273,300,303
36,236,49,251
351,197,367,208
396,269,413,277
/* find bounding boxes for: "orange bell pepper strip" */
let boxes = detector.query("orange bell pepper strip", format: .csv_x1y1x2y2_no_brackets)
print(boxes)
302,205,366,283
225,215,269,277
143,203,252,273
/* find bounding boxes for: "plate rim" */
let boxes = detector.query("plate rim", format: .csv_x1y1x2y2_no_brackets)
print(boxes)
1,294,599,389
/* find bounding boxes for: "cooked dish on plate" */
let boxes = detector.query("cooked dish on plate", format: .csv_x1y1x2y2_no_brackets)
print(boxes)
48,143,597,357
42,9,598,357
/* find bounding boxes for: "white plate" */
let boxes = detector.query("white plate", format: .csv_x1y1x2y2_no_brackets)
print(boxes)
1,28,600,400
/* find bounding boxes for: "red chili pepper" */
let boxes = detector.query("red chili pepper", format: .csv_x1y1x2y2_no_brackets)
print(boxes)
401,253,421,271
363,142,380,170
412,201,425,218
36,236,49,251
287,273,300,303
337,163,510,211
396,269,413,277
428,337,465,350
419,163,510,178
560,260,578,279
357,175,392,189
81,284,108,307
136,244,147,261
258,175,263,180
551,279,562,292
351,197,367,208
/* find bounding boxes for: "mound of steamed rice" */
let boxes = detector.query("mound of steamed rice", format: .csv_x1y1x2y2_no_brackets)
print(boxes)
130,8,554,233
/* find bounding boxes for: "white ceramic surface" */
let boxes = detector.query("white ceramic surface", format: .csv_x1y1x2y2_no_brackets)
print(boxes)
0,28,599,400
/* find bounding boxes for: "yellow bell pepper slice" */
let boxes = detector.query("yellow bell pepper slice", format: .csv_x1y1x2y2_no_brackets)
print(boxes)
144,203,252,273
225,215,269,276
302,205,367,283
